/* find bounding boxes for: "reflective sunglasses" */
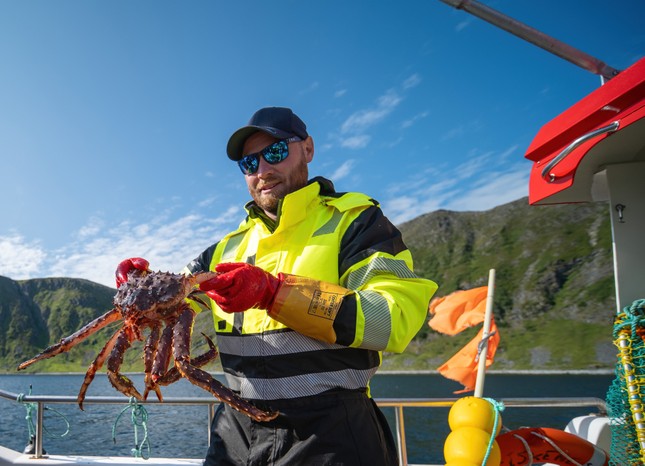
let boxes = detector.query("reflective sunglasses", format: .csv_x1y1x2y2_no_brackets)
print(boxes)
237,137,302,175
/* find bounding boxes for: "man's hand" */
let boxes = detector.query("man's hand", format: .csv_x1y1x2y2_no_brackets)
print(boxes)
199,262,281,313
115,257,150,287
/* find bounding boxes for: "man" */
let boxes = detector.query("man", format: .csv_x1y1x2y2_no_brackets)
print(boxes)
117,107,437,465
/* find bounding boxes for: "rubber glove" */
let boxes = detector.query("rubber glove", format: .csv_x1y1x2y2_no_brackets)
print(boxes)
200,262,352,343
115,257,150,287
199,262,280,313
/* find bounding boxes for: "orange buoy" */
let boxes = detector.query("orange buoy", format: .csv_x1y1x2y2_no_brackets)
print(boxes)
496,427,609,466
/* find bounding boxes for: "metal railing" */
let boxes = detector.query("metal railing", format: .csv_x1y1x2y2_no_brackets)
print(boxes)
0,388,606,465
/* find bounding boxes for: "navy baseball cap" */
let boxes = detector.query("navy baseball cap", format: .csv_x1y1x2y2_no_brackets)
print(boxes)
226,107,309,161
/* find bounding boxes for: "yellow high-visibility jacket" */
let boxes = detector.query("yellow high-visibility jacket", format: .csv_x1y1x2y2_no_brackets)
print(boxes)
185,177,437,401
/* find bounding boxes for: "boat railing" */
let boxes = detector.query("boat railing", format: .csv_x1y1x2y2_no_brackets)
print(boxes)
0,388,607,466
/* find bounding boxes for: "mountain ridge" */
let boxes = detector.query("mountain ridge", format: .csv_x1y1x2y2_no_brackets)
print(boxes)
0,196,618,373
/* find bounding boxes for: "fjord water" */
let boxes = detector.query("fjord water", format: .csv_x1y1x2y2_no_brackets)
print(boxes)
0,372,613,464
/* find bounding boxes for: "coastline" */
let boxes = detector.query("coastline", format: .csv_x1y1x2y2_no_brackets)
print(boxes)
0,368,616,376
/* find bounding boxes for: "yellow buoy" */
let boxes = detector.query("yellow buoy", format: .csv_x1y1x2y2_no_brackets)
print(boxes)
448,396,502,436
444,427,501,466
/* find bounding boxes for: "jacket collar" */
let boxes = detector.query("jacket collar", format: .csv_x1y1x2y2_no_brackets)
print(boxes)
245,177,335,231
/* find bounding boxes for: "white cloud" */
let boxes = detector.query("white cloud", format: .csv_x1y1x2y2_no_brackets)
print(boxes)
337,89,402,149
456,20,471,32
300,81,320,95
0,234,47,279
451,150,492,180
441,125,465,141
329,160,355,181
386,136,403,148
382,146,530,225
498,144,519,161
77,216,105,239
197,196,218,208
384,196,424,219
402,74,421,89
378,89,403,107
401,111,429,129
3,203,243,288
341,89,403,135
334,74,424,150
341,135,371,149
318,142,334,152
446,166,529,211
341,96,399,135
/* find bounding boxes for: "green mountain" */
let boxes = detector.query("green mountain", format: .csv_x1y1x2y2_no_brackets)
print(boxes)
1,277,114,372
0,276,219,373
0,197,618,374
388,196,616,371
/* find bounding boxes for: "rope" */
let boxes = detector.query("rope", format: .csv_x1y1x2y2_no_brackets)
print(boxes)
530,431,583,466
510,433,534,465
612,299,645,464
17,385,70,442
112,397,151,459
612,299,645,339
475,330,498,363
481,397,504,466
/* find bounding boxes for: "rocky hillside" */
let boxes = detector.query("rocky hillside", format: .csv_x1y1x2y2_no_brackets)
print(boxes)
391,196,616,371
401,197,614,325
0,197,619,373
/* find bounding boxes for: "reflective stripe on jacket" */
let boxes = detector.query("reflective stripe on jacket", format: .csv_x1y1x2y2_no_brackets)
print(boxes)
185,177,437,400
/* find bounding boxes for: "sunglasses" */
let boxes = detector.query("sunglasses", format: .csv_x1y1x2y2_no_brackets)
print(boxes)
237,137,302,175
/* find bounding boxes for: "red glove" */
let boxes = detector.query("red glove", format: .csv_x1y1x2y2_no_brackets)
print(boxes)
199,262,281,313
115,257,150,287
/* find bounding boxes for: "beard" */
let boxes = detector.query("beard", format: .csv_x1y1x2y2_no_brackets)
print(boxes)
250,156,309,216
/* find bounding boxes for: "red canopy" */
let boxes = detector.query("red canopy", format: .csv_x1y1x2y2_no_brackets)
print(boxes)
525,57,645,205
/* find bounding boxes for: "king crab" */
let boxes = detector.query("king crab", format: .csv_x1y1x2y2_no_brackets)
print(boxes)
18,269,278,422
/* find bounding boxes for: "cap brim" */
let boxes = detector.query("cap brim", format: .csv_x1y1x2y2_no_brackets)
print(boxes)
226,126,295,161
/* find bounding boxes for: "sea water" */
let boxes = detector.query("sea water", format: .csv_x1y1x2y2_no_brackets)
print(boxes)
0,372,614,464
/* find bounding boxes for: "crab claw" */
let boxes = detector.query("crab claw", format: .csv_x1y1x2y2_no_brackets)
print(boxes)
115,257,150,287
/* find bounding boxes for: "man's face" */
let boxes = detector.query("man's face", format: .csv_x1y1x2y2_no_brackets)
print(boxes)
242,131,313,219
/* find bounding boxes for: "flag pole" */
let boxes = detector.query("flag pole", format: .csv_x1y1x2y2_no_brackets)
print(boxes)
474,268,496,397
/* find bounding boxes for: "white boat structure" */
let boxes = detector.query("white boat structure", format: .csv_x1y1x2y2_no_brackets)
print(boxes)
1,1,643,465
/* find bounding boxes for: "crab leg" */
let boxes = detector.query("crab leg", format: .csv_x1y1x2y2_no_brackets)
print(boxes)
151,324,175,383
143,322,163,401
157,333,219,386
106,328,143,400
18,308,123,371
173,309,278,422
77,328,123,410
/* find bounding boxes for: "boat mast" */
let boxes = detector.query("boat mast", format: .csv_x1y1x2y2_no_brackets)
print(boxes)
438,0,621,83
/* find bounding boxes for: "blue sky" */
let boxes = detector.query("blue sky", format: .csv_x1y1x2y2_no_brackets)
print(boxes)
1,0,643,288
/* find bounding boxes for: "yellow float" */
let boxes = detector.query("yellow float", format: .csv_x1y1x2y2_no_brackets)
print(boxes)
448,396,502,437
444,396,502,466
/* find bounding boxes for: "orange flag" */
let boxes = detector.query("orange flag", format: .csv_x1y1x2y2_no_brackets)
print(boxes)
428,286,500,393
